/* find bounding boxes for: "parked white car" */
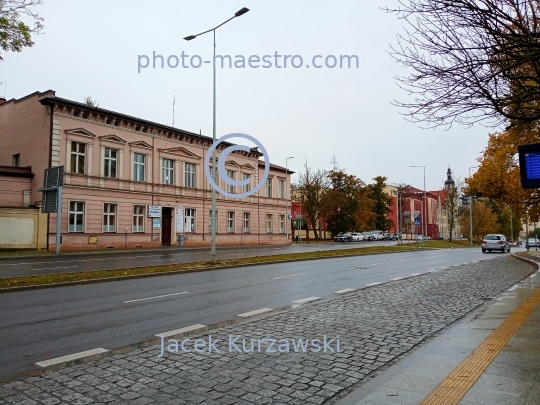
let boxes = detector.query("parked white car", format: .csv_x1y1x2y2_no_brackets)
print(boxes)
351,232,364,242
370,230,384,241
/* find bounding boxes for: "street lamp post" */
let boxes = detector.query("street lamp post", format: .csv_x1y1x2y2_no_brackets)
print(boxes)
410,166,426,248
285,157,294,244
392,189,402,244
184,7,249,263
468,167,477,246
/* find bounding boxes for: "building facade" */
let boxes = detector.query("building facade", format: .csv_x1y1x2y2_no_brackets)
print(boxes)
0,91,293,250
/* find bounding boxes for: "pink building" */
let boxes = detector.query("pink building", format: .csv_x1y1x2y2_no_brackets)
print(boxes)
0,91,293,250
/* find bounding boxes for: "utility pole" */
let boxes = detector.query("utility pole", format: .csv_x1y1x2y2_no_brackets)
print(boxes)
184,7,250,263
331,155,338,171
285,157,294,244
469,167,477,245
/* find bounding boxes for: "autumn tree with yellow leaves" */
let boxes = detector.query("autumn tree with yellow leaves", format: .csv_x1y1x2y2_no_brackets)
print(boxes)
459,200,500,242
466,123,540,223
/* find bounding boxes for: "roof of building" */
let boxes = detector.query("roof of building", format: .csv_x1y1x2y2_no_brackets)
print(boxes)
258,161,295,174
39,94,216,143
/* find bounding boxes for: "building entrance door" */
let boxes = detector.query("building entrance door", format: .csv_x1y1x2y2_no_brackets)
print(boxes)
162,207,172,246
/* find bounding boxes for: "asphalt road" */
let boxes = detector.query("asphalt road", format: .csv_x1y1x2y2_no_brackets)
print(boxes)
0,241,398,278
0,246,510,379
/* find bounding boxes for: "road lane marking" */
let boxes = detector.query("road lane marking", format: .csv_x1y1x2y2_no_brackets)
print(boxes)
237,308,274,318
124,291,188,303
155,324,207,338
419,283,540,405
33,266,79,271
292,297,321,304
410,273,422,276
271,273,305,280
389,277,404,281
36,348,108,368
365,282,382,286
334,288,356,294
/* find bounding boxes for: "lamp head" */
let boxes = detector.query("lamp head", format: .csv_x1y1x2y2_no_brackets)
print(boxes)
184,35,196,41
235,7,249,17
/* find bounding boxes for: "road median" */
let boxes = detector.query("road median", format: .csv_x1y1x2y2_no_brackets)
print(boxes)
0,241,471,292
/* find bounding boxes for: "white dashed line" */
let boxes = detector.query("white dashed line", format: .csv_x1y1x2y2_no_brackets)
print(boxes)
36,348,108,367
271,273,305,280
389,277,404,281
237,308,274,318
365,282,383,286
33,266,79,271
292,297,321,304
334,288,356,294
124,291,188,303
155,324,207,338
410,273,422,276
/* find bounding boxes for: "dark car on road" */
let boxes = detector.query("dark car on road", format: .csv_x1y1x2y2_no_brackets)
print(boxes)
334,232,353,242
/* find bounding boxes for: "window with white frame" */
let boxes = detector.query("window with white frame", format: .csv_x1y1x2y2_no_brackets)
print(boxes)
103,203,117,232
278,179,285,199
104,147,117,178
279,215,285,233
68,201,84,232
266,214,273,233
242,173,251,193
226,170,235,194
243,212,250,233
184,208,195,232
133,205,145,232
208,166,219,189
208,210,218,232
133,153,145,181
70,142,86,174
227,211,235,233
162,158,174,185
185,163,195,188
266,177,272,198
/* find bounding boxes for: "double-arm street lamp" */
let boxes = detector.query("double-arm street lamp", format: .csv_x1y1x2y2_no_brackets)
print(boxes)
469,166,477,246
409,166,426,248
184,7,249,263
285,157,294,244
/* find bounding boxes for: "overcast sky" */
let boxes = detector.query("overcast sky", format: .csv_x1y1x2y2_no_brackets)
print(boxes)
1,0,496,190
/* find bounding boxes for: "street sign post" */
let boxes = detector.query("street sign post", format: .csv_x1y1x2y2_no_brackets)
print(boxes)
39,166,65,255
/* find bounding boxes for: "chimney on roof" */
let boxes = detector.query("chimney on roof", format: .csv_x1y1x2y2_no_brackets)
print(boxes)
0,97,6,105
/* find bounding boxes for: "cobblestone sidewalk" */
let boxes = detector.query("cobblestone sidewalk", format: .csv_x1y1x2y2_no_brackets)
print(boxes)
0,256,534,405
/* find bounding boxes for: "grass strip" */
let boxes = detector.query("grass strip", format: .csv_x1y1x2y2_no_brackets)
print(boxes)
401,240,479,248
0,240,471,289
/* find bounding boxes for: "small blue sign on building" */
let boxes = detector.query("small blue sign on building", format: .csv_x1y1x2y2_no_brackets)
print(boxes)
414,218,421,226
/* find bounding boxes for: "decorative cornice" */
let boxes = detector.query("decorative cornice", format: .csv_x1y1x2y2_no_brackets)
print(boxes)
158,147,201,159
64,128,96,138
99,134,126,144
128,140,153,149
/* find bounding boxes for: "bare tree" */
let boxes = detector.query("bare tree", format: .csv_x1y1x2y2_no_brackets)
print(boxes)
84,96,99,107
387,1,540,128
0,0,44,60
294,163,330,240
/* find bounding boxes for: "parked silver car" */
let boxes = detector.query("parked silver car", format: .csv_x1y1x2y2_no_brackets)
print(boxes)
351,232,365,242
481,234,510,253
525,238,540,250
